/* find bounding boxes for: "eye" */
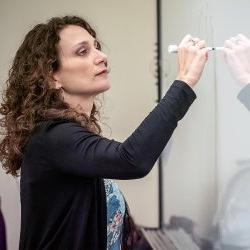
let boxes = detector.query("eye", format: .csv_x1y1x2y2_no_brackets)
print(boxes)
78,49,88,56
95,41,102,51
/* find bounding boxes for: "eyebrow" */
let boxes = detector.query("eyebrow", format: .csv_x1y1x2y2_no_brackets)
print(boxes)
73,39,98,49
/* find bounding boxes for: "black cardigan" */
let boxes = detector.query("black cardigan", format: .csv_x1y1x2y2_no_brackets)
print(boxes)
19,80,196,250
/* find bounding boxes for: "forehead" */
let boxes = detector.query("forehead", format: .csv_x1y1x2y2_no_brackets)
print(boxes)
58,25,94,48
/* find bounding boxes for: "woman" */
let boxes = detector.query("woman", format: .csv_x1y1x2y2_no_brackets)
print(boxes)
0,16,208,250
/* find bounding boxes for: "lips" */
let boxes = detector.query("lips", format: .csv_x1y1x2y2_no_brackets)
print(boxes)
96,69,108,76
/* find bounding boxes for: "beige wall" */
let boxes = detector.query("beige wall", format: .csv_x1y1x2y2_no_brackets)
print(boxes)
0,1,158,249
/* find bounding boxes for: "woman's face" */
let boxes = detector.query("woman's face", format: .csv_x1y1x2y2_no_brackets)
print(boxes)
53,25,110,97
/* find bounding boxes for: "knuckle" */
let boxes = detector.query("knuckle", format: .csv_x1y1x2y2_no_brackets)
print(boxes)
200,40,206,45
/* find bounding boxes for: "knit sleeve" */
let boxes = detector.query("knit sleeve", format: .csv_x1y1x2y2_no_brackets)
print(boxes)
44,80,196,179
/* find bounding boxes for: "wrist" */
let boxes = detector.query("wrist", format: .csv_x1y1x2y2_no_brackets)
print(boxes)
176,75,195,88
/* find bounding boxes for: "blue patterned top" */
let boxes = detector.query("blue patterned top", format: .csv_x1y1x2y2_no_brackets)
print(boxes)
104,179,126,250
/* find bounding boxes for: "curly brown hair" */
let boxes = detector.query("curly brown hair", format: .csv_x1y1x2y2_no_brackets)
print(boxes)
0,16,103,177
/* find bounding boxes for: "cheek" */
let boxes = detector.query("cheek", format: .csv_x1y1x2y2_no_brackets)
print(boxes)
60,61,93,87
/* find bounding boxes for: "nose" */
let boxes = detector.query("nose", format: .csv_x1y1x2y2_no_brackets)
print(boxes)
94,50,107,66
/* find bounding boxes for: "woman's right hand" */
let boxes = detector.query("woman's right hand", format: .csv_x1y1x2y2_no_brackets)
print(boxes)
176,34,208,88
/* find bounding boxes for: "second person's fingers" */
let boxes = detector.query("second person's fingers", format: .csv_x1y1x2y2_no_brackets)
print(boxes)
224,39,238,49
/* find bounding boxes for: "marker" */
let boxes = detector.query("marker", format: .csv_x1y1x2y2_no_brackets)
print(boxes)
168,45,224,53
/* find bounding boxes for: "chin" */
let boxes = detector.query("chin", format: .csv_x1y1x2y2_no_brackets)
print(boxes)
95,82,111,95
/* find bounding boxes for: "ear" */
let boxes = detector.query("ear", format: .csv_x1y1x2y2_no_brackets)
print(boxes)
52,72,63,90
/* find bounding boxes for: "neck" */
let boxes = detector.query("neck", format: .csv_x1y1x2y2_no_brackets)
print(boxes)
62,92,95,117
